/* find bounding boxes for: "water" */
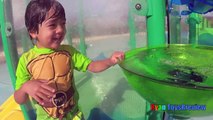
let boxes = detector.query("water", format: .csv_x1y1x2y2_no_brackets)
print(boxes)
120,44,213,89
120,44,213,118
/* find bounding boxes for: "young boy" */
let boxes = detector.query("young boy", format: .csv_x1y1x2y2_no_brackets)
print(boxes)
14,0,124,120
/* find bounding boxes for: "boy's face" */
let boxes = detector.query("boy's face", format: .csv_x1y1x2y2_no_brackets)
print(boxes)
30,9,66,49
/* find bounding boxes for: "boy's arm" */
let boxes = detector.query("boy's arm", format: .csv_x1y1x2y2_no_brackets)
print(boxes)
14,80,56,107
14,84,29,104
14,54,55,107
87,51,125,73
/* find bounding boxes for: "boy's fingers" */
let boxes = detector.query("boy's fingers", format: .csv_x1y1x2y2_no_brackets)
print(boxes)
117,54,124,61
38,80,49,83
42,101,55,107
122,53,125,59
41,84,55,93
120,52,125,59
33,95,44,105
36,91,50,102
41,87,55,97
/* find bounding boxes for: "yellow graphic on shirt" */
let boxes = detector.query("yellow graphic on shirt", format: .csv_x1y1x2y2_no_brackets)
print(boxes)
27,51,76,118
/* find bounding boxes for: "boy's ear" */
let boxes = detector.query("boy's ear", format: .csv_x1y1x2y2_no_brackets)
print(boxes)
29,31,37,39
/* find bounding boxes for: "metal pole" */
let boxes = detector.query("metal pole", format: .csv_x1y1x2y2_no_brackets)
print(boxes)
78,0,87,55
0,0,32,119
128,2,136,49
2,0,19,72
188,13,200,44
147,0,166,48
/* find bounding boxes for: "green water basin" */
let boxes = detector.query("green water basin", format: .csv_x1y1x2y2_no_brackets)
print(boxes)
119,44,213,117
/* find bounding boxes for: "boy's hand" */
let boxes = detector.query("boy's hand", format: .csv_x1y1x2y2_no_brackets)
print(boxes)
110,51,125,66
23,80,56,107
87,51,125,73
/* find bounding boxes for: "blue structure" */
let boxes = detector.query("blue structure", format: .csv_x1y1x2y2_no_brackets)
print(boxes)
171,0,213,14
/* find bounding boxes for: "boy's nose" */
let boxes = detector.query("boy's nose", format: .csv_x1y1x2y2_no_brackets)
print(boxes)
56,25,65,34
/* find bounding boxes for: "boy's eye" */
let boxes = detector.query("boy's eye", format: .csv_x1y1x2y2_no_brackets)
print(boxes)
62,23,66,27
49,24,56,27
61,21,66,26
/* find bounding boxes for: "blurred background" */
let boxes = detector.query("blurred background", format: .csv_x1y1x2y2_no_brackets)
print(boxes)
0,0,213,120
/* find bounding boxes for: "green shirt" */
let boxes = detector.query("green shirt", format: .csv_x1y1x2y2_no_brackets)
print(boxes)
16,45,92,120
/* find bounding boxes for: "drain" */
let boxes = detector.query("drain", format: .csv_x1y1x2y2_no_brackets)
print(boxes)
168,67,206,85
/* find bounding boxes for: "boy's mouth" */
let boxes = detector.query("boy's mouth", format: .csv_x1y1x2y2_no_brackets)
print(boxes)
52,37,63,43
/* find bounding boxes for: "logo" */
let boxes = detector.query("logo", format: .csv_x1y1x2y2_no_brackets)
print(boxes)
52,91,67,107
150,104,206,111
150,104,166,111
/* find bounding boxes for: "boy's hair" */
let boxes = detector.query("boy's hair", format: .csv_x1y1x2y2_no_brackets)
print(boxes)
25,0,66,39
